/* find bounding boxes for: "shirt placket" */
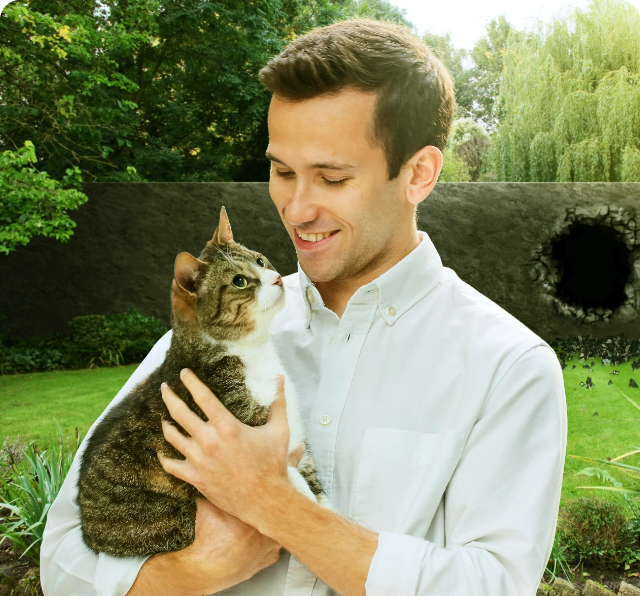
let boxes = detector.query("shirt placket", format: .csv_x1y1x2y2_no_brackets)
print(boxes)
282,291,377,596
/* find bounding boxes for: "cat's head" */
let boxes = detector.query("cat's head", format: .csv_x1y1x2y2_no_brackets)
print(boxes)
171,207,284,343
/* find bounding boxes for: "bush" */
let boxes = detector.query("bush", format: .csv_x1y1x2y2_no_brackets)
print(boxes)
0,429,78,564
557,497,638,567
0,308,167,374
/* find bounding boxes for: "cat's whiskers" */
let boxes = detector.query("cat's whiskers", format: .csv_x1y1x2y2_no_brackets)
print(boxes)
214,247,235,266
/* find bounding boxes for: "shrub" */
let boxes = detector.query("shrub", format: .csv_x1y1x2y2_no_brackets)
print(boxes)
557,497,637,566
0,429,78,564
0,308,167,374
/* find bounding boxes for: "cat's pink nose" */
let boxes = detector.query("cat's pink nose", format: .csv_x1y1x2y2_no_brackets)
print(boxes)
273,276,283,286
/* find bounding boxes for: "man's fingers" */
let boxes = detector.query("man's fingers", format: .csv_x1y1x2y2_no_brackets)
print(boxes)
157,450,194,485
180,368,235,428
161,383,206,438
162,420,192,457
288,442,305,466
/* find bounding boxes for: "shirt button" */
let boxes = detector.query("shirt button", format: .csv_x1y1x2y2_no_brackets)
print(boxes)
319,414,331,426
306,287,315,304
388,306,396,316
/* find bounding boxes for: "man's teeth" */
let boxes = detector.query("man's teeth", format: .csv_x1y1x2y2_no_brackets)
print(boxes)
298,231,333,242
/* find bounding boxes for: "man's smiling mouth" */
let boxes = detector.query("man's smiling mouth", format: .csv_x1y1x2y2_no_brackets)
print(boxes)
296,230,339,243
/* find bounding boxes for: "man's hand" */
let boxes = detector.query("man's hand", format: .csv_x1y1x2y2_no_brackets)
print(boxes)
126,498,281,596
157,368,378,596
157,369,293,526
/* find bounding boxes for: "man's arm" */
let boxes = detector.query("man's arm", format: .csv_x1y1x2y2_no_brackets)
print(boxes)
160,345,567,596
126,499,282,596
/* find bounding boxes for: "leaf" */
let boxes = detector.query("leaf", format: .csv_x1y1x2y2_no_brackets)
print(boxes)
576,467,623,487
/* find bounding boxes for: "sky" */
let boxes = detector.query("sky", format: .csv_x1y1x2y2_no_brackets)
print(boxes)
393,0,640,49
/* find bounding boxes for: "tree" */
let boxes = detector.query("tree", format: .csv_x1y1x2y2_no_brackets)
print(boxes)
347,0,414,30
0,141,88,255
491,0,640,182
0,0,417,185
447,118,491,181
465,16,518,130
422,31,473,117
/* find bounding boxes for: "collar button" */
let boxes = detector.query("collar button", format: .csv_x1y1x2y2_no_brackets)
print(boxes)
388,306,396,317
306,287,315,304
319,414,331,426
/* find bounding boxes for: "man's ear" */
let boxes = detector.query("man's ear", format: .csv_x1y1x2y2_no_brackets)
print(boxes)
208,206,234,246
404,146,443,206
174,252,205,294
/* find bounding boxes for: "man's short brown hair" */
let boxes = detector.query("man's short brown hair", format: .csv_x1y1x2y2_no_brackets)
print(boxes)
259,18,455,180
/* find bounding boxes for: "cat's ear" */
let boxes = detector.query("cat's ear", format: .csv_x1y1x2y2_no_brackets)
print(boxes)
208,206,234,247
174,252,205,295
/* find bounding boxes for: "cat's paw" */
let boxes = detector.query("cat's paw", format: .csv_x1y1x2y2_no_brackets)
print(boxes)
316,493,333,510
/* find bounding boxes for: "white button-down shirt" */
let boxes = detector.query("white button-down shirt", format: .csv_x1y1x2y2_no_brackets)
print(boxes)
41,231,567,596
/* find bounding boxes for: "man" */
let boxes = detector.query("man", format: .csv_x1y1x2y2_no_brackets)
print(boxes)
41,18,567,596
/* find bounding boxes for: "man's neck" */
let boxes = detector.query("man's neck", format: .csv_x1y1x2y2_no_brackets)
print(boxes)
314,230,421,318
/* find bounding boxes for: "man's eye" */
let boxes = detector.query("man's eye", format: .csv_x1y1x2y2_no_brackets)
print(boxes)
323,177,348,186
275,170,295,179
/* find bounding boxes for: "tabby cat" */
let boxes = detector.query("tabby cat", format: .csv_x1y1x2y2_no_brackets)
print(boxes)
77,207,325,558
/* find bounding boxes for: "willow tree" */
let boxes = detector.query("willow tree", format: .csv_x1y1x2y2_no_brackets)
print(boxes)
491,0,640,182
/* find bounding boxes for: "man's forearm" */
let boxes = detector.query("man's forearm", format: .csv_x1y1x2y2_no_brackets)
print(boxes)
254,486,379,596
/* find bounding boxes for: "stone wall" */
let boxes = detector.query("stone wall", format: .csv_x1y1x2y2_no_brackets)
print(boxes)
2,182,640,343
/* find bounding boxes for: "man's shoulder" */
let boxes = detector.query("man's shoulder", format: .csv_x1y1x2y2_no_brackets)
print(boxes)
438,267,553,359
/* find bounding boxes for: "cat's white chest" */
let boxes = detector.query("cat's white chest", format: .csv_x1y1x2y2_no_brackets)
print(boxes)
234,341,284,407
225,339,305,448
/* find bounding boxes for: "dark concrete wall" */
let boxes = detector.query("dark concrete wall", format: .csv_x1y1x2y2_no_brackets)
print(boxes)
2,182,640,343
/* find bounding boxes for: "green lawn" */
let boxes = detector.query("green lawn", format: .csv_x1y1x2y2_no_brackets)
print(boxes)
0,364,139,452
2,355,640,508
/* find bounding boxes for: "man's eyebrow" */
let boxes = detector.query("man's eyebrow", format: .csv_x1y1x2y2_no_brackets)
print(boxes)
265,151,356,171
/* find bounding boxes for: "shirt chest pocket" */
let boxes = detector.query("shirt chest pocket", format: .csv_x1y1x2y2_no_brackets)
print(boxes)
352,428,467,537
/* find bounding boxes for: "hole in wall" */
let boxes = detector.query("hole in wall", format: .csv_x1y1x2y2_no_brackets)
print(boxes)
530,205,639,324
551,223,631,311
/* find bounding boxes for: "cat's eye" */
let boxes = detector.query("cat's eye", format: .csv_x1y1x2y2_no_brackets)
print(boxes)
232,275,248,288
256,258,265,268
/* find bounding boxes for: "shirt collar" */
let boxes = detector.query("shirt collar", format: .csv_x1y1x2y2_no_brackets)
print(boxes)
298,231,444,328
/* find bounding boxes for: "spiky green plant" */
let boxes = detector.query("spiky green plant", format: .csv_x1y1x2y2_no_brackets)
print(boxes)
0,426,79,563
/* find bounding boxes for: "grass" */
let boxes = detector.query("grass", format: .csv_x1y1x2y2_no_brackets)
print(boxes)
560,352,640,508
2,354,640,509
0,364,138,452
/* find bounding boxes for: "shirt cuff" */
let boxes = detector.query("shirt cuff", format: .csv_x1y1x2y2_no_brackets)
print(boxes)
94,552,150,596
365,532,430,596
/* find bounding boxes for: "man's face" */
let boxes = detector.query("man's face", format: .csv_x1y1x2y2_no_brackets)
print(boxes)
267,89,413,284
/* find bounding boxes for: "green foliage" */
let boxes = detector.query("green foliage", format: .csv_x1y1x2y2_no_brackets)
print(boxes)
545,537,574,583
439,147,471,182
0,0,416,186
422,31,472,116
491,0,640,181
0,141,88,254
447,118,491,181
0,308,167,374
0,427,78,564
465,16,518,130
346,0,414,29
556,497,637,566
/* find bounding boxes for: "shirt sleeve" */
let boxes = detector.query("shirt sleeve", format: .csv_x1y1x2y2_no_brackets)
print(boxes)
365,344,568,596
40,330,173,596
